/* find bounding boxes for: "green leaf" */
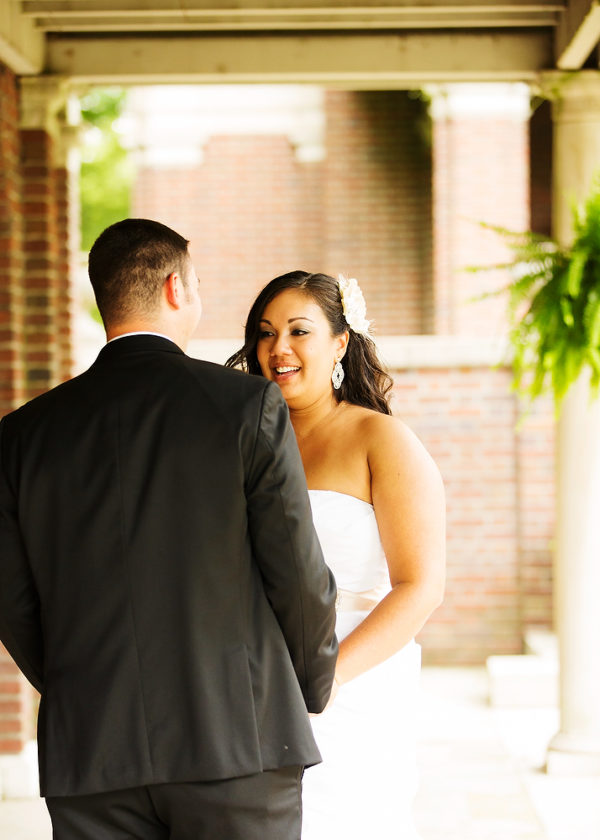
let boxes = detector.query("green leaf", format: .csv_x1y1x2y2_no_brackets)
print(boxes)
588,346,600,375
584,290,600,348
564,345,584,392
470,174,600,411
565,248,588,297
529,363,547,401
560,297,575,327
589,348,600,394
542,347,556,370
79,87,132,252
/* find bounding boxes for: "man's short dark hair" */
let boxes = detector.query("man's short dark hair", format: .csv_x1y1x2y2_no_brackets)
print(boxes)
88,218,190,325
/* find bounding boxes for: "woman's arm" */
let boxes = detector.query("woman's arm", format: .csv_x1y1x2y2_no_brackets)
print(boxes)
334,414,446,687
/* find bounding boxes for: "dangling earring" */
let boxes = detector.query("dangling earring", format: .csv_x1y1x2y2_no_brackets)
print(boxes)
332,359,344,390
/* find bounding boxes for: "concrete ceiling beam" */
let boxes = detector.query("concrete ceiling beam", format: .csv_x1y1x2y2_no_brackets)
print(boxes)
45,30,553,84
0,0,44,73
20,0,567,12
556,0,600,68
23,15,563,32
21,1,565,32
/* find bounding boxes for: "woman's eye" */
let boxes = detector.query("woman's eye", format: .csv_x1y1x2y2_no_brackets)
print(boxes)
258,330,274,339
292,329,309,336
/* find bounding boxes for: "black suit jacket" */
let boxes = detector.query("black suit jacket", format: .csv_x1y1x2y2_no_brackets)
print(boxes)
0,335,337,797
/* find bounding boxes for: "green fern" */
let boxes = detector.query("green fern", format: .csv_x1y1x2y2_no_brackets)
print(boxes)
479,179,600,407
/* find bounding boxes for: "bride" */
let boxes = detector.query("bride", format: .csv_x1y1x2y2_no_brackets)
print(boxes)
227,271,445,839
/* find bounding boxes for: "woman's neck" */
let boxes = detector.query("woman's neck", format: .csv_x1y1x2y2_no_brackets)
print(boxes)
289,392,342,442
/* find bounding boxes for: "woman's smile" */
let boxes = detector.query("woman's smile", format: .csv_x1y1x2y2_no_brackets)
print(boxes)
271,364,301,382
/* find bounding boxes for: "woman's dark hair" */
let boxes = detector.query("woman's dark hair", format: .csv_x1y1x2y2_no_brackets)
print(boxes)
226,271,393,415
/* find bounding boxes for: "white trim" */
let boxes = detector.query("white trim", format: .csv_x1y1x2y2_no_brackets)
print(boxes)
376,335,508,369
127,85,325,168
427,82,532,120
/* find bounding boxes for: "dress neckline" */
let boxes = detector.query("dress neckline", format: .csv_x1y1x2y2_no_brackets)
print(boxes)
308,489,374,509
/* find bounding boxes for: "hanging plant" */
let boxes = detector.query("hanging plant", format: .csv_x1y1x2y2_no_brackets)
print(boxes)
476,178,600,408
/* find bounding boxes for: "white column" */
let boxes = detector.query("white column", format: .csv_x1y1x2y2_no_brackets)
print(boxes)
546,70,600,775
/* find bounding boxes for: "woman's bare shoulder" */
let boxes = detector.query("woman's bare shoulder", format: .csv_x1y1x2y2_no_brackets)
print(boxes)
354,407,417,445
357,409,442,482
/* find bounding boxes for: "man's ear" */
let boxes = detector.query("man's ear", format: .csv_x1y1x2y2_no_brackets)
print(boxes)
165,272,182,309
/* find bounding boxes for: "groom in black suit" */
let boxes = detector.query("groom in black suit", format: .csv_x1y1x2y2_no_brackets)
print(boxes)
0,218,338,839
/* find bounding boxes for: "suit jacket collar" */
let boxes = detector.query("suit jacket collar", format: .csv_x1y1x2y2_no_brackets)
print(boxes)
94,334,186,363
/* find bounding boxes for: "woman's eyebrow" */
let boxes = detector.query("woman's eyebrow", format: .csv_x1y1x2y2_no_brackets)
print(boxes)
259,317,315,325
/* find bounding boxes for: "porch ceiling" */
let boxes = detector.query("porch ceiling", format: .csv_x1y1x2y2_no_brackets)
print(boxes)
2,1,599,83
17,1,569,31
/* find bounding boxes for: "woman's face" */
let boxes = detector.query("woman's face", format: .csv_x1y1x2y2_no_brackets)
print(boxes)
256,288,347,409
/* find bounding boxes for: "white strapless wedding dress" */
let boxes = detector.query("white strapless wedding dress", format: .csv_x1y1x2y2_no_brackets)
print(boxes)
302,490,422,840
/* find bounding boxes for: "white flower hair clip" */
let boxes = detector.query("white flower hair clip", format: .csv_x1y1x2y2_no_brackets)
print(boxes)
337,274,371,336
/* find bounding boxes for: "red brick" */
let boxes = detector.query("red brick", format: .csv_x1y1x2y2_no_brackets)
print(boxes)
0,738,24,753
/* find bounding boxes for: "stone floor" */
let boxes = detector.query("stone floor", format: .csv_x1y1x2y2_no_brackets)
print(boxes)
414,667,600,840
1,667,599,840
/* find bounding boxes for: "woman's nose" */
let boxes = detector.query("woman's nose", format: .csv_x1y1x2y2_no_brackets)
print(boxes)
270,334,291,356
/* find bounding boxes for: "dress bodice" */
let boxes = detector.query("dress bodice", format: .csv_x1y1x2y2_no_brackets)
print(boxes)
308,490,390,604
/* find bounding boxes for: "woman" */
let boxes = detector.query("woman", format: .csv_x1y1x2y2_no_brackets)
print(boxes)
227,271,445,839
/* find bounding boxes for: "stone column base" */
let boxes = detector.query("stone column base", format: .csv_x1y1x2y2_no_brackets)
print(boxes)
0,741,39,798
547,730,600,776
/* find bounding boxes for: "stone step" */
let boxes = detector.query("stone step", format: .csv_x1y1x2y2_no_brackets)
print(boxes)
486,654,558,708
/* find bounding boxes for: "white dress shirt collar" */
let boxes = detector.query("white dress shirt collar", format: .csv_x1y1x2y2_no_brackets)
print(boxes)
107,331,176,345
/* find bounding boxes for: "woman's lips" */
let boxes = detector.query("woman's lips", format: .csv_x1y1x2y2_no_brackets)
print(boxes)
273,365,300,381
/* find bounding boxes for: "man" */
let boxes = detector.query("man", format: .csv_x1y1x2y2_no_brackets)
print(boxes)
0,218,337,839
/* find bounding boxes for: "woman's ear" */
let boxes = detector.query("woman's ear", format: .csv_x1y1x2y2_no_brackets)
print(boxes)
336,330,350,360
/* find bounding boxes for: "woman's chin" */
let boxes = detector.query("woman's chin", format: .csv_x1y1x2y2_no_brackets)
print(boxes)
275,381,305,407
272,372,301,393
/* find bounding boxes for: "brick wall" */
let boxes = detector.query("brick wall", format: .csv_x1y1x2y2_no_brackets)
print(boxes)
515,395,555,630
132,91,433,340
55,164,73,381
0,63,25,414
322,91,432,335
134,135,326,340
0,62,33,756
0,64,75,757
393,366,554,665
20,129,62,399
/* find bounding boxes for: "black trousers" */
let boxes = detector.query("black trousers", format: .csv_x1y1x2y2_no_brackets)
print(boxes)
46,766,303,840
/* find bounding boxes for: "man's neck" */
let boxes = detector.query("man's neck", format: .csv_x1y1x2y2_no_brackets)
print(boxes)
106,322,185,350
106,330,177,345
